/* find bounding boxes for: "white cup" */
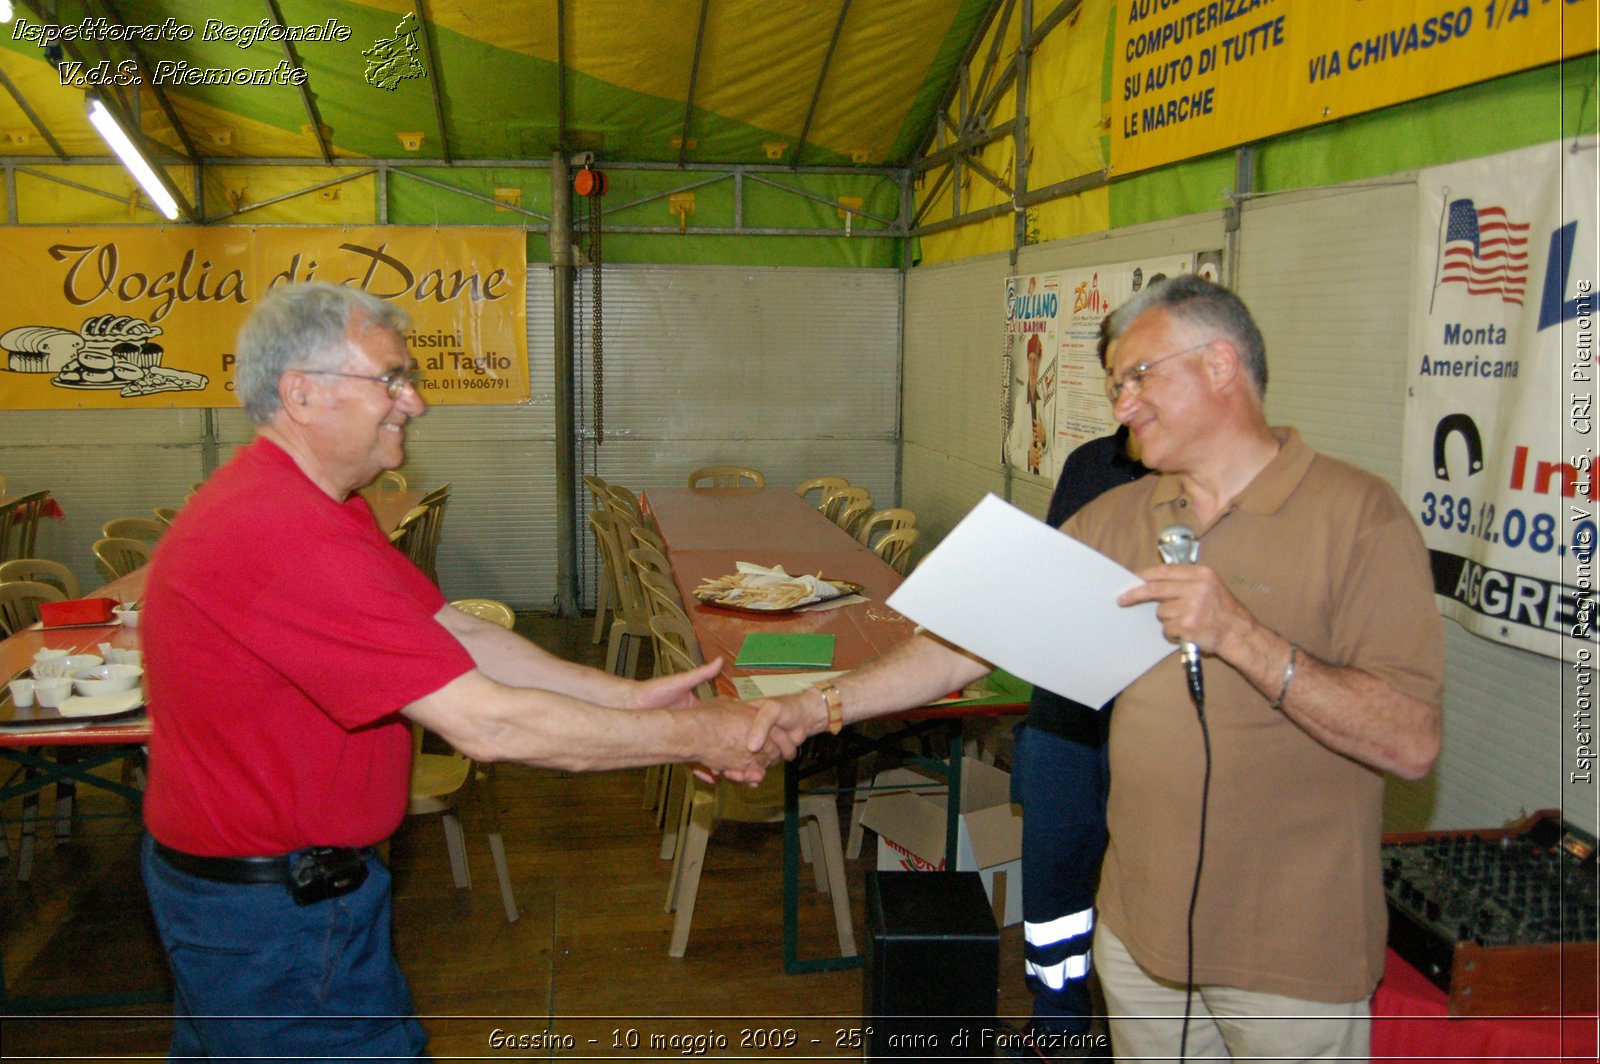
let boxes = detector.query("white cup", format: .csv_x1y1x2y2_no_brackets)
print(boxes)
33,648,67,663
34,677,72,708
107,648,143,667
113,605,141,628
8,678,36,707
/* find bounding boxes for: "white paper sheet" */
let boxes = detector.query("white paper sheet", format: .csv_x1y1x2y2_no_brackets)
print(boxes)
885,494,1174,707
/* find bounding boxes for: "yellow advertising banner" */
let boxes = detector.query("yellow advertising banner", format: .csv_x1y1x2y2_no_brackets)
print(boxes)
0,227,528,409
1110,0,1595,175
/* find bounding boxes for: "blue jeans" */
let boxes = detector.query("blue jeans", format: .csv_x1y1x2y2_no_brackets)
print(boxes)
141,834,428,1062
1010,725,1110,1036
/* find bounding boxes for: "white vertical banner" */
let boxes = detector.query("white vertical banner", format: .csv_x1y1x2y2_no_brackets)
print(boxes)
1402,139,1598,664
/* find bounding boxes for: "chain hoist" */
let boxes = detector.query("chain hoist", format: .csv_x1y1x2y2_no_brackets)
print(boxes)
575,164,607,445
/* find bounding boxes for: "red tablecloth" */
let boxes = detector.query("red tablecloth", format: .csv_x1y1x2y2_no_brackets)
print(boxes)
1372,948,1598,1062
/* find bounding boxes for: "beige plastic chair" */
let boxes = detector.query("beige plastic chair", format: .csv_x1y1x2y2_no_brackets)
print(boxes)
0,490,52,564
603,483,643,523
796,476,849,510
687,465,765,490
450,597,516,628
93,537,151,581
650,611,854,959
0,558,83,600
373,470,409,492
405,599,520,922
387,505,429,561
0,579,65,636
626,544,673,586
153,506,180,527
581,475,614,646
101,517,164,544
872,527,921,575
855,507,917,547
835,499,874,538
588,509,652,677
413,484,451,586
820,485,871,525
627,522,666,555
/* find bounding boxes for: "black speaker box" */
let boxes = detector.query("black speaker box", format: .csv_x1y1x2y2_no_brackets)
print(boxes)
862,870,999,1059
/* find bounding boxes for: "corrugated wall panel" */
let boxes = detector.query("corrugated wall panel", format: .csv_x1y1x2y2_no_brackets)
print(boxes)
573,264,902,607
1239,183,1415,485
0,409,208,593
901,253,1013,548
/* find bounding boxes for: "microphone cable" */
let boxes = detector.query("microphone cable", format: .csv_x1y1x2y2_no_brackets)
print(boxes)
1178,685,1211,1062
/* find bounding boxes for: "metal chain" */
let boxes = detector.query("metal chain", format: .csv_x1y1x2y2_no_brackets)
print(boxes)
589,186,604,446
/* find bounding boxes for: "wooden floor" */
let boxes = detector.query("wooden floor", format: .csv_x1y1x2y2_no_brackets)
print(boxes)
1,614,1043,1060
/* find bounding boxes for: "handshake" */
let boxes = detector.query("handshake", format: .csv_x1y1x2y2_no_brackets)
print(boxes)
677,686,828,786
639,659,831,786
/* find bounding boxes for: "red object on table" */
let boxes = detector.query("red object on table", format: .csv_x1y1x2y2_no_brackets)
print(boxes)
1372,947,1598,1063
39,596,118,627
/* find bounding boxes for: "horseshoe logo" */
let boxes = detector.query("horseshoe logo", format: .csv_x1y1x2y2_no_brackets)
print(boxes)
1433,413,1483,480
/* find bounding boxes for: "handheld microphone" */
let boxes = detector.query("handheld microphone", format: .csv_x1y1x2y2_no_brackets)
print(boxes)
1157,524,1205,708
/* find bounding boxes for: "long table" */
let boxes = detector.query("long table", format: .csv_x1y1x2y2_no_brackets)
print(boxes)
643,487,1029,973
0,567,154,1012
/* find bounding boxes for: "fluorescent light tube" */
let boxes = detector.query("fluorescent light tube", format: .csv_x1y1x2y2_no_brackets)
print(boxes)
87,97,181,221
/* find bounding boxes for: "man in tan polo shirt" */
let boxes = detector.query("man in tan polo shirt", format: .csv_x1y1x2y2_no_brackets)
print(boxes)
749,275,1444,1060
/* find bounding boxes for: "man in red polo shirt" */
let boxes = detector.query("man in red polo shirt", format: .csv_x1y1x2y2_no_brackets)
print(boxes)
141,282,774,1060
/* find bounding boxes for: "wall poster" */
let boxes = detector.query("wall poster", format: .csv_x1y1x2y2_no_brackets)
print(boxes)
1004,255,1203,481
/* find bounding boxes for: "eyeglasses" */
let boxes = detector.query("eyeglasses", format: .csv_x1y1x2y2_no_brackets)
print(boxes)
302,365,423,399
1104,340,1214,403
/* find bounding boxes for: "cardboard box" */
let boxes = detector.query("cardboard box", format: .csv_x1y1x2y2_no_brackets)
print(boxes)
858,756,1023,926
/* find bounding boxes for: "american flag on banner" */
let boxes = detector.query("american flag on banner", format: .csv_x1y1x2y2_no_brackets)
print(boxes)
1436,198,1530,305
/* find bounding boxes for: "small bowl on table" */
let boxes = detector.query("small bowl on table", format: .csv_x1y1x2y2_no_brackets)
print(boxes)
113,605,141,627
72,664,143,697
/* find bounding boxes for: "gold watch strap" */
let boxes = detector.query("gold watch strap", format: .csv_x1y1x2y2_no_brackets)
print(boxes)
815,680,843,735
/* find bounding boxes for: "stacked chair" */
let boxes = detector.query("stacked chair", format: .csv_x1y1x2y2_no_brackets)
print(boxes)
387,484,450,587
582,475,614,646
587,508,653,678
404,598,520,922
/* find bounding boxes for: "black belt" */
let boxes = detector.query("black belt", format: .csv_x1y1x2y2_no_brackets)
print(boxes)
153,840,292,884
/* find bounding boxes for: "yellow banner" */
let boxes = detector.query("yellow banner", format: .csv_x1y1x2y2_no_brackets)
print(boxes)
0,227,528,409
1110,0,1595,175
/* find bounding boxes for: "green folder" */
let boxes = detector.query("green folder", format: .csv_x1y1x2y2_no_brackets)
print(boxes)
734,633,836,670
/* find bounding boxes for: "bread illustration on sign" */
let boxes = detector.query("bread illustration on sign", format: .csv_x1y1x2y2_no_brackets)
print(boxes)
2,325,83,373
1,314,207,397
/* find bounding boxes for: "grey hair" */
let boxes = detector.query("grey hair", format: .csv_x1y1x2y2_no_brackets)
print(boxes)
234,283,411,424
1106,274,1267,396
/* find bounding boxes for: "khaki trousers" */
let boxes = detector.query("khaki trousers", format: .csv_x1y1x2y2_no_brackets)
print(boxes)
1094,924,1370,1063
